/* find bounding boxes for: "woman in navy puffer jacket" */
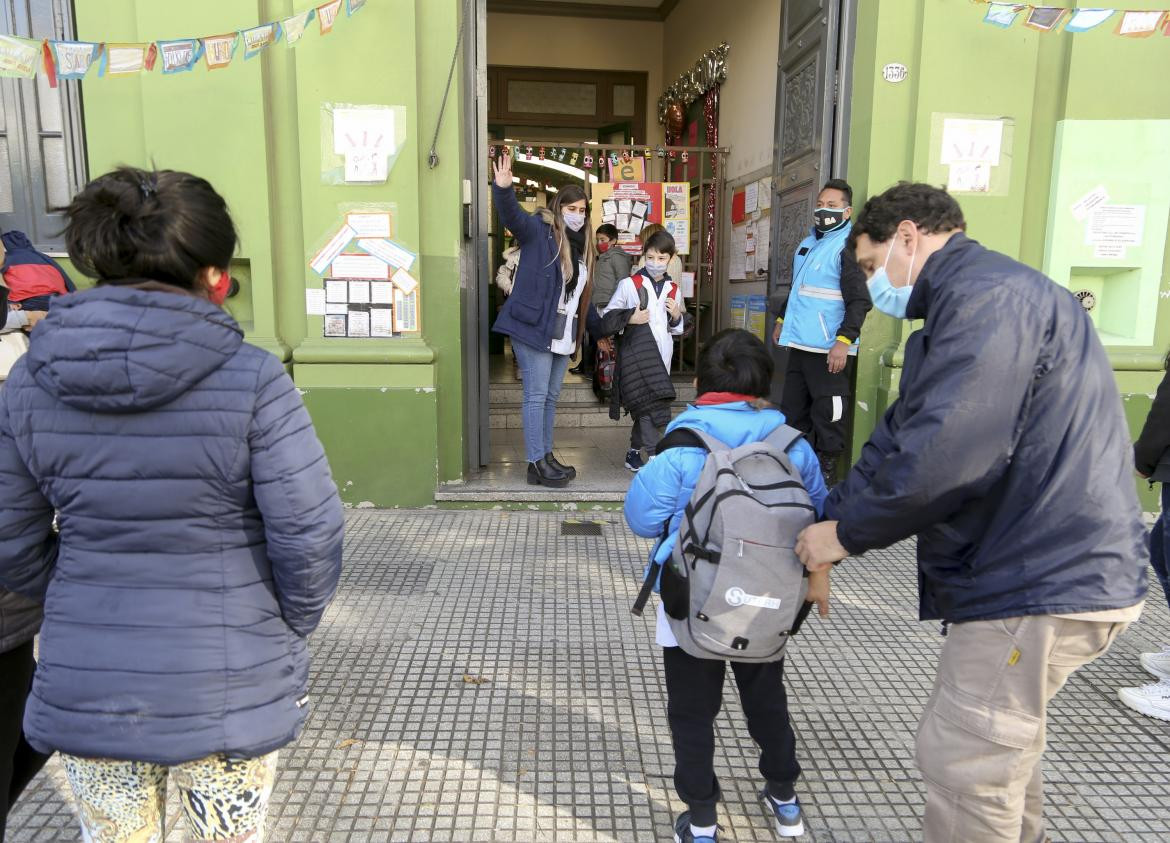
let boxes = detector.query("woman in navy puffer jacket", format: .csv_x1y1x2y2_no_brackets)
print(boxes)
0,167,344,843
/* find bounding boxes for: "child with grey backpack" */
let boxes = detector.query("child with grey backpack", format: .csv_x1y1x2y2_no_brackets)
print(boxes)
625,329,830,842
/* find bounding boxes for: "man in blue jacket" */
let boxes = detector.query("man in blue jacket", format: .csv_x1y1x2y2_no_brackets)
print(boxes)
773,179,872,487
795,182,1147,843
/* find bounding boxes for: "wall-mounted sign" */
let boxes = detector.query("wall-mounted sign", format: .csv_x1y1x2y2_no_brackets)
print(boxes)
882,63,908,83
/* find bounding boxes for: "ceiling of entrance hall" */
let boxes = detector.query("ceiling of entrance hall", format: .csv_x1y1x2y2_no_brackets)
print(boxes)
486,0,679,21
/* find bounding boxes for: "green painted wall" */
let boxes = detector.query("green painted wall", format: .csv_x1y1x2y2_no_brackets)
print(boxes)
847,0,1170,511
72,0,466,506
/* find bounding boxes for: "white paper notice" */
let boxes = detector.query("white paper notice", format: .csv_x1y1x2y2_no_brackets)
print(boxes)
758,177,772,211
331,254,390,280
370,307,394,337
348,280,371,304
324,314,347,336
333,107,397,156
603,200,617,218
393,268,419,295
370,281,394,304
1093,243,1127,260
755,221,771,271
310,224,357,275
305,288,327,315
1086,205,1145,247
680,271,696,298
347,310,371,338
325,302,349,314
394,289,418,332
616,214,631,232
346,212,392,239
632,201,648,218
730,225,748,279
947,162,992,193
345,151,388,184
358,238,416,270
744,181,759,214
941,118,1003,165
1070,185,1109,222
618,199,633,216
325,280,349,303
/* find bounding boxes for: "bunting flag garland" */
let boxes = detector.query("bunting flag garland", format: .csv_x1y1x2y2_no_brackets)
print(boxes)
0,34,43,78
975,2,1168,35
157,39,203,74
203,33,239,70
44,40,100,87
347,0,368,15
282,9,317,45
318,0,345,34
100,43,156,77
241,23,282,60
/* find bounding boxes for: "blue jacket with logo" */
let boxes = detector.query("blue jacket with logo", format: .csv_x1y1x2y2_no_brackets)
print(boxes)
0,284,345,764
778,224,858,353
827,233,1147,623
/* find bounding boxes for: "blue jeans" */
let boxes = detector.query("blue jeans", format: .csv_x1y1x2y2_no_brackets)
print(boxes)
511,339,571,463
1150,484,1170,612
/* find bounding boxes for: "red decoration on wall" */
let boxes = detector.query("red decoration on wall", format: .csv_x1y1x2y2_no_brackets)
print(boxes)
703,87,720,273
731,189,746,224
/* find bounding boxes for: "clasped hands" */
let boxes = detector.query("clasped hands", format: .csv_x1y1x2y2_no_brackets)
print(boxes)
795,520,849,572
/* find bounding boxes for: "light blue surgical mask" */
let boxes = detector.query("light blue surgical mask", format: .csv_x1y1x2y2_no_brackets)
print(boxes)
562,211,586,232
644,259,669,279
867,237,918,319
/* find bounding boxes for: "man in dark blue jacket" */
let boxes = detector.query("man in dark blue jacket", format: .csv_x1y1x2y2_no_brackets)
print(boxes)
795,182,1147,843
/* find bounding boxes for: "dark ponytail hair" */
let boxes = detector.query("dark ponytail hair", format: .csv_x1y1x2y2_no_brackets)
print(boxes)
64,166,237,290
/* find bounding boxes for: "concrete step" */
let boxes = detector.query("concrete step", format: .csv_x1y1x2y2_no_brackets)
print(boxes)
490,381,697,407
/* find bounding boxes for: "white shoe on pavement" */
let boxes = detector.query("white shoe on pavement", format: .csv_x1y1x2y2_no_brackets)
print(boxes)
1118,679,1170,721
1139,646,1170,681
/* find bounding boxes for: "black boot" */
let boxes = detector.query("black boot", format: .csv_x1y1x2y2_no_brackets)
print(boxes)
527,456,570,488
545,452,577,480
816,450,842,489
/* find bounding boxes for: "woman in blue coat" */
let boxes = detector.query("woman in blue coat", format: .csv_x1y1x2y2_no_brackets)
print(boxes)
491,149,595,487
0,167,344,843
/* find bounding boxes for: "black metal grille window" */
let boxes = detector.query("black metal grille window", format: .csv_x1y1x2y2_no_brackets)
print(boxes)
0,0,87,252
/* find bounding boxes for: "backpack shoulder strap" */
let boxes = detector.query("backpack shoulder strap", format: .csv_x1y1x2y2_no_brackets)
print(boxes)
655,427,729,456
763,423,803,455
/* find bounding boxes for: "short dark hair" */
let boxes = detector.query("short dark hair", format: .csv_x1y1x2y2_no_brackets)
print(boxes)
65,167,237,290
849,181,966,249
644,229,676,257
696,329,773,398
820,178,853,206
596,223,620,239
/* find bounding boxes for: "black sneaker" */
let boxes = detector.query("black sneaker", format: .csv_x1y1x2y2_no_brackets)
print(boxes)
624,449,644,472
673,811,717,843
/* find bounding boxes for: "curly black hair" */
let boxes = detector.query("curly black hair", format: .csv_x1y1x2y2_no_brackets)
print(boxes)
848,181,966,249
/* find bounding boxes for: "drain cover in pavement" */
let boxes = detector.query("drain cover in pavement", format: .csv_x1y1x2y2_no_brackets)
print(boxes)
561,520,604,536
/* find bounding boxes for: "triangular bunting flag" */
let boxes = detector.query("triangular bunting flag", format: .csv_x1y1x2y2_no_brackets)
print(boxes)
347,0,368,15
318,0,344,34
157,38,203,74
1117,10,1165,38
242,22,282,59
203,33,239,70
1064,9,1115,33
100,43,153,77
283,9,317,45
0,34,44,79
1022,7,1068,32
46,40,101,86
983,3,1025,29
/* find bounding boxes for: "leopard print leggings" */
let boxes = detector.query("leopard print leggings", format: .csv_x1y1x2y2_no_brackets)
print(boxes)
61,751,278,843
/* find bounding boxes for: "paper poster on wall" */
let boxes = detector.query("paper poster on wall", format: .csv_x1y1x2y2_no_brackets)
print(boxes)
940,118,1003,166
370,307,394,337
729,224,748,279
393,268,419,296
311,224,357,275
346,212,392,238
359,238,416,270
324,314,347,336
370,281,394,304
680,271,696,298
744,182,759,215
663,182,690,255
305,288,327,315
1070,185,1110,221
1085,204,1145,247
394,288,418,332
589,182,659,256
325,279,349,302
758,177,772,211
948,162,992,193
322,103,406,185
332,254,389,280
610,157,646,182
347,310,371,337
754,218,771,277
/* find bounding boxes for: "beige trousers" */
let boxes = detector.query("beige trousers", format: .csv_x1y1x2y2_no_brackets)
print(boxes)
916,614,1126,843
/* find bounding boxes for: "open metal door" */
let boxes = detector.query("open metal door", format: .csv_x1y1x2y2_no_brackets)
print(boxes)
461,0,490,469
767,0,846,401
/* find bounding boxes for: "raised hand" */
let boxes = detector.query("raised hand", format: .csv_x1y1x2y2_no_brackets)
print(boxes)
493,149,513,189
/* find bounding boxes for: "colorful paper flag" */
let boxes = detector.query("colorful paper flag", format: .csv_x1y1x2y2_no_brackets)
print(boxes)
983,3,1025,29
202,33,239,70
282,9,317,45
46,40,100,82
1023,7,1068,32
318,0,344,34
100,43,156,77
0,34,44,79
157,38,203,74
242,22,282,59
1064,9,1115,33
1117,10,1165,37
347,0,368,15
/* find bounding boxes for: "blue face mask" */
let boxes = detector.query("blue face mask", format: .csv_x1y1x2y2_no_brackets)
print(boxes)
867,237,917,319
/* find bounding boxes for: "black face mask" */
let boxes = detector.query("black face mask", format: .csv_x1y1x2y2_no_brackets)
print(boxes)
813,207,849,234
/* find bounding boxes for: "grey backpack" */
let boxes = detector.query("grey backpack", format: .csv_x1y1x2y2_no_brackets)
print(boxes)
632,425,816,662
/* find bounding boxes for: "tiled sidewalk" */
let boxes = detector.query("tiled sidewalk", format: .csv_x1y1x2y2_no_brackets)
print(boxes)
8,510,1170,842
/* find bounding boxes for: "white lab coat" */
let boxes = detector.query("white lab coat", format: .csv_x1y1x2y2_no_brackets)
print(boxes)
603,271,685,369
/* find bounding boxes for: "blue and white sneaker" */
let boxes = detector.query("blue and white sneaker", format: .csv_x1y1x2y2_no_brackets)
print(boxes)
672,811,717,843
761,791,804,837
624,449,644,472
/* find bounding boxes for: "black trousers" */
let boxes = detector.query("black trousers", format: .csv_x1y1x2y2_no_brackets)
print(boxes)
780,347,853,455
663,646,800,827
631,399,672,452
0,640,50,842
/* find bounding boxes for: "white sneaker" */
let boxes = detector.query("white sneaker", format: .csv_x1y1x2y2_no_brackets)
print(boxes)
1118,679,1170,721
1139,646,1170,681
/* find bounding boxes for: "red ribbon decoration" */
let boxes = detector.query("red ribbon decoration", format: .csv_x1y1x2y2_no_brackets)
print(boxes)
703,87,720,274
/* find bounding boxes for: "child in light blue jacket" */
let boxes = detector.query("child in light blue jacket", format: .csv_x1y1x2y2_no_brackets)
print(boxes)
625,328,830,843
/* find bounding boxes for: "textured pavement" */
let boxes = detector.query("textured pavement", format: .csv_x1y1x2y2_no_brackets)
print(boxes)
8,509,1170,842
